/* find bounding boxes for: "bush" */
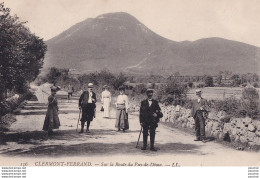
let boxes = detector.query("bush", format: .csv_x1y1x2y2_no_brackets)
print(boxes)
211,97,241,116
197,83,205,88
209,95,260,120
188,82,193,88
242,87,259,101
253,83,259,88
204,76,214,87
160,79,189,105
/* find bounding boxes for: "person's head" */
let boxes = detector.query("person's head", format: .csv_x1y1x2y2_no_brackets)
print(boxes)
50,86,60,96
103,85,109,91
118,86,125,95
88,83,94,92
195,89,202,98
146,89,154,99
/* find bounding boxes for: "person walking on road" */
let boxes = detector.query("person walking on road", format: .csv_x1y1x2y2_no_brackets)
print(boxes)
43,86,61,135
78,83,96,133
67,84,74,103
139,89,163,151
115,86,129,132
101,85,111,118
191,89,208,142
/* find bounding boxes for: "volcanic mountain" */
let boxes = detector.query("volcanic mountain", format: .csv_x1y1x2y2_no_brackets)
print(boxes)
44,12,260,75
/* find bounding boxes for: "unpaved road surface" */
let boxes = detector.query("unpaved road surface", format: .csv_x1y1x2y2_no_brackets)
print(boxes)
0,85,259,166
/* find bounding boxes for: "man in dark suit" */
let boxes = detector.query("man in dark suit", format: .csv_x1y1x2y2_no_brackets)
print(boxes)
78,83,96,133
139,89,163,151
191,89,208,142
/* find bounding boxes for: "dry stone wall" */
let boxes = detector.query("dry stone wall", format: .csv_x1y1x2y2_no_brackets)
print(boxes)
160,104,260,147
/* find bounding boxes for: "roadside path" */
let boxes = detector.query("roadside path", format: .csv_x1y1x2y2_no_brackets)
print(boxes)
0,85,259,166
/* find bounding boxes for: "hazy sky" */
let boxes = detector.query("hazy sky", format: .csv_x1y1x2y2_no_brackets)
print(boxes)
4,0,260,47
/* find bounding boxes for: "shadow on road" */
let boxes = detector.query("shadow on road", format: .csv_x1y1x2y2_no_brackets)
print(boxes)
0,129,200,157
15,110,80,115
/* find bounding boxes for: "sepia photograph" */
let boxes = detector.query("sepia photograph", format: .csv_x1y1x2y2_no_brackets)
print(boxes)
0,0,260,173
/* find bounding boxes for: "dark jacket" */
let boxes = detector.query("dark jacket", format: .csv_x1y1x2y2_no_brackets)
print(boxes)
139,99,162,125
79,91,97,108
191,98,208,118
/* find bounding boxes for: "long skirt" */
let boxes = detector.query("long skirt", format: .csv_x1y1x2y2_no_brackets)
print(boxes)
103,98,110,118
81,103,96,122
43,106,60,131
115,109,129,130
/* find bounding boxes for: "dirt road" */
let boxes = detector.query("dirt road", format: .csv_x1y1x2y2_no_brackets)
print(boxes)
0,85,259,166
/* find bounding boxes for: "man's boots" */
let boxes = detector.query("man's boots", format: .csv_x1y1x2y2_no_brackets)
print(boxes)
150,132,157,151
141,132,148,150
79,122,84,133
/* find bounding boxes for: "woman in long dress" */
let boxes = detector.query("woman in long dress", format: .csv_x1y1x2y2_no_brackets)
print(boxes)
115,86,129,132
101,85,111,118
43,86,60,135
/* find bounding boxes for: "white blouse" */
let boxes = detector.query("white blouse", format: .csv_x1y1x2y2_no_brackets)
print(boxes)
116,94,129,110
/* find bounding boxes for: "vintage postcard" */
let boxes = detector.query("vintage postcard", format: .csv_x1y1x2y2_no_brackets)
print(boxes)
0,0,260,170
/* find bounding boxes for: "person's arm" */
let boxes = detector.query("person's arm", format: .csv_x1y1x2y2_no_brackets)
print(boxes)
93,92,97,103
199,99,206,111
101,92,104,104
139,101,145,124
190,100,195,118
78,92,84,108
48,96,55,105
109,92,112,104
56,98,59,112
125,95,129,113
156,101,163,117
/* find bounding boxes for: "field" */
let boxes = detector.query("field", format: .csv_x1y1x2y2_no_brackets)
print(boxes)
187,87,249,100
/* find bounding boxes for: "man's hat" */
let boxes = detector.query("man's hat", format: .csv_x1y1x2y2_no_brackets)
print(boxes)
195,89,202,94
118,86,125,91
88,83,94,88
146,88,154,94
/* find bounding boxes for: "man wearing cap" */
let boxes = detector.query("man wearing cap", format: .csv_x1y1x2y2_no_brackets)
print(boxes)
139,89,163,151
78,83,96,133
191,89,208,142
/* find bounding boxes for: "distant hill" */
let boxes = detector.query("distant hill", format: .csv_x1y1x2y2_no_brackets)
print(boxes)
44,12,260,75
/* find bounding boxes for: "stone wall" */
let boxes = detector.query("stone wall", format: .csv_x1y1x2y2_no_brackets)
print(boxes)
160,104,260,147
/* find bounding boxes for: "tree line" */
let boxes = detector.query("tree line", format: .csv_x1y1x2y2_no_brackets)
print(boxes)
0,3,47,99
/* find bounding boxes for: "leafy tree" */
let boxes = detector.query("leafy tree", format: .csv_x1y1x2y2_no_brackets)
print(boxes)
204,76,214,87
231,74,241,86
112,73,127,90
163,79,189,105
0,3,46,97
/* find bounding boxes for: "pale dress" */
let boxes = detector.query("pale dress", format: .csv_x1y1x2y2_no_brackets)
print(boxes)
101,90,111,118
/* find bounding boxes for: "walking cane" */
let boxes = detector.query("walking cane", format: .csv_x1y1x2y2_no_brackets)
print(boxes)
76,109,81,132
136,126,143,148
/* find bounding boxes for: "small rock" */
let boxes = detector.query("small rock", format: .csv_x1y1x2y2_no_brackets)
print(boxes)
208,111,218,120
242,117,252,125
235,135,240,142
223,123,232,133
246,131,256,140
239,136,247,143
255,130,260,137
248,124,256,132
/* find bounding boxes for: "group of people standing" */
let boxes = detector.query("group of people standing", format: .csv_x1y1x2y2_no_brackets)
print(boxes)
43,83,131,134
42,82,208,151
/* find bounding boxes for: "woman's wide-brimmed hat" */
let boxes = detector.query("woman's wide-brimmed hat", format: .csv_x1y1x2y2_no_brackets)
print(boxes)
103,85,109,89
50,86,61,92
